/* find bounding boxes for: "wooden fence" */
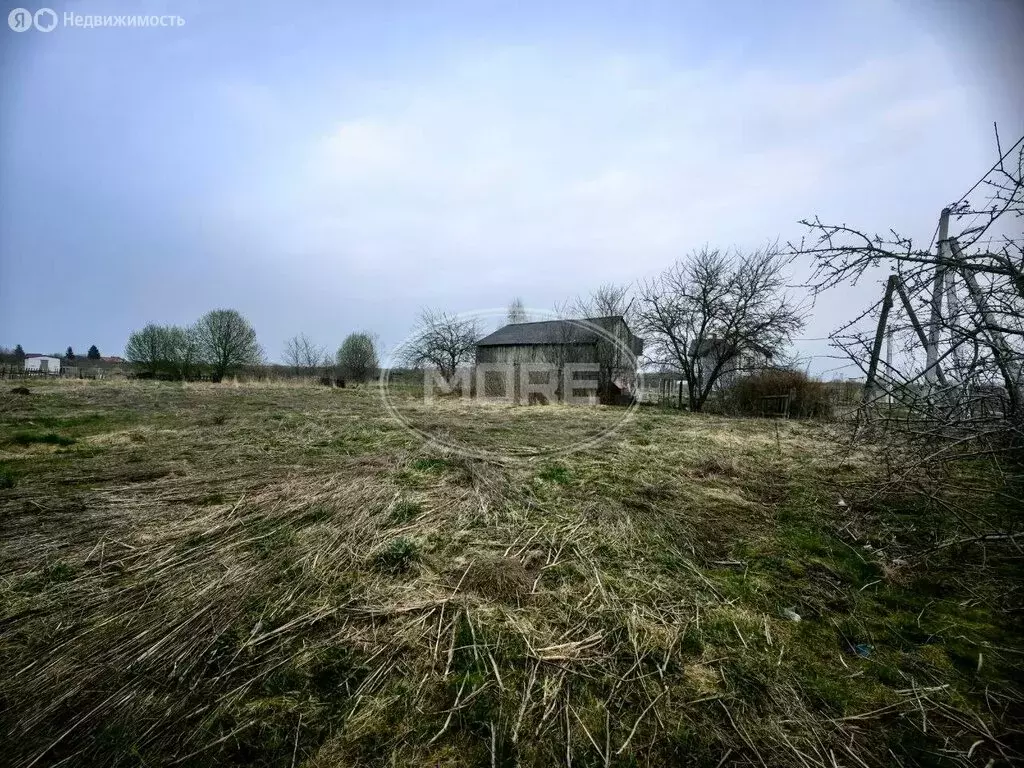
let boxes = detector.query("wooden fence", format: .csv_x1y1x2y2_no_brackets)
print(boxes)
0,364,127,380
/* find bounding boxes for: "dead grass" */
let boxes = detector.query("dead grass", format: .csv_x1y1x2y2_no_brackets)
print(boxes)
0,380,1020,767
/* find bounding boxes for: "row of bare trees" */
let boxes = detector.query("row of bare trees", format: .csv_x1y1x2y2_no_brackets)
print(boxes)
282,332,380,383
125,312,381,384
126,309,262,380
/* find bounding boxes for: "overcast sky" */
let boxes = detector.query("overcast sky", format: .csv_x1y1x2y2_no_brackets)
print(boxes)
1,0,1022,374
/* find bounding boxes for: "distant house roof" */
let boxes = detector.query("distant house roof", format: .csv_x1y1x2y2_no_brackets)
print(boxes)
477,316,641,352
688,338,773,359
101,356,126,363
24,353,58,359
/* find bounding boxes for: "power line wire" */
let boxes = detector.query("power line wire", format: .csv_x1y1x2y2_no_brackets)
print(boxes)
950,132,1023,211
927,130,1024,251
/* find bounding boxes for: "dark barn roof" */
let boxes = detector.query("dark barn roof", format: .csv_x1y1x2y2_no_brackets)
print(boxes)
477,319,603,346
477,316,643,355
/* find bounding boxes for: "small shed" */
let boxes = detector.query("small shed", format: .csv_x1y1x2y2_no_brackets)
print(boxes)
24,354,61,375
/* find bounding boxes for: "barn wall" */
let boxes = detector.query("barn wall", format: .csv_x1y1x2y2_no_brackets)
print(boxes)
588,316,644,357
475,344,599,366
474,344,602,402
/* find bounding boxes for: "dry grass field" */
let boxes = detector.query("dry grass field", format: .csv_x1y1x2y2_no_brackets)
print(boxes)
0,380,1021,767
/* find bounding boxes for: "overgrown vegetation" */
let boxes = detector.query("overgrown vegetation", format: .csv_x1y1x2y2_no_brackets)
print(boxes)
726,368,833,418
0,380,1020,767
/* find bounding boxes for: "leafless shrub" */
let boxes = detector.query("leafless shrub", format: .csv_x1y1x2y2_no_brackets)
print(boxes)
283,333,326,376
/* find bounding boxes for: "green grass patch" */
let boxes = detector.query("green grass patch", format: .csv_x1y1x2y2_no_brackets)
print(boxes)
411,457,456,472
9,431,76,447
390,499,423,523
536,464,570,484
17,560,77,593
374,537,420,573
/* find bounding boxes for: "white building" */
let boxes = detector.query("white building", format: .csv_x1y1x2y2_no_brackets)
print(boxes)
23,354,61,375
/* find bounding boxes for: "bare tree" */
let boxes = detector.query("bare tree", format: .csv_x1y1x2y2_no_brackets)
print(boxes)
125,324,197,379
636,245,806,411
552,290,644,403
571,283,636,325
582,285,642,401
506,297,528,325
193,309,262,381
336,332,379,383
283,333,325,376
125,324,167,377
549,297,642,403
165,325,201,380
398,309,480,381
541,302,585,402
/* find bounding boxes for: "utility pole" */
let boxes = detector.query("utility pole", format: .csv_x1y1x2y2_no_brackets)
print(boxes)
951,237,1022,414
945,262,963,378
885,327,894,404
892,277,946,386
863,274,897,405
925,207,950,385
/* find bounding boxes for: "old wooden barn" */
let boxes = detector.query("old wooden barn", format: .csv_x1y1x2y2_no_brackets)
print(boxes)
474,315,643,404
